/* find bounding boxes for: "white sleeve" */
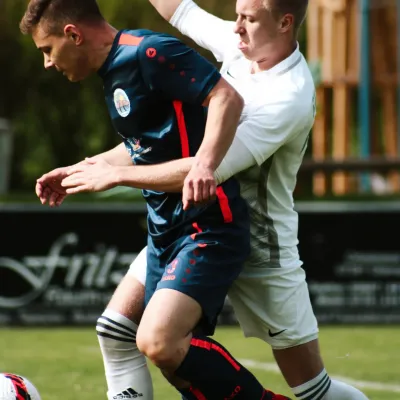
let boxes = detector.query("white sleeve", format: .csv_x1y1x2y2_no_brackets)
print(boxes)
214,135,257,184
215,95,307,183
236,96,306,166
170,0,237,62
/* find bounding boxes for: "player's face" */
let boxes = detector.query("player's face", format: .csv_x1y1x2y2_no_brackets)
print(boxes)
32,23,92,82
234,0,281,61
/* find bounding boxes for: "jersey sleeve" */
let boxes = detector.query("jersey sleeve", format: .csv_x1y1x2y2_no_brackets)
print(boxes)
214,135,257,185
214,101,303,184
235,95,310,166
138,35,221,104
170,0,238,62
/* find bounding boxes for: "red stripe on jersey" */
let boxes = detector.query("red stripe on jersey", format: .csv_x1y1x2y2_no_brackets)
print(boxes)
173,100,190,158
119,34,143,46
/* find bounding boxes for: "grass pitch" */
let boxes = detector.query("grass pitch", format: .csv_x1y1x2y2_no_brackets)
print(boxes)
0,326,399,399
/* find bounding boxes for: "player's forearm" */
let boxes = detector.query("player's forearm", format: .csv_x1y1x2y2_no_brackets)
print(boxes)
115,158,193,192
90,143,132,166
148,0,183,21
198,85,244,171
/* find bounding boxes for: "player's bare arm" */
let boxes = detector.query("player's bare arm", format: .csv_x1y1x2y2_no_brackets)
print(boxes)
149,0,236,62
148,0,183,21
182,78,243,210
88,142,133,166
60,119,258,196
37,143,132,205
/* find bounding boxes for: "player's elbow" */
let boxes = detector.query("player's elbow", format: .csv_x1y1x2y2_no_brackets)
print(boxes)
226,87,244,114
205,78,244,114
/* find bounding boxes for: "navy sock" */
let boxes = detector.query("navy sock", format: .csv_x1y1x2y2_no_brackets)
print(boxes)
175,335,266,399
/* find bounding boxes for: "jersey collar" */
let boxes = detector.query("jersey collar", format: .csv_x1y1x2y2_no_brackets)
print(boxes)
255,42,302,77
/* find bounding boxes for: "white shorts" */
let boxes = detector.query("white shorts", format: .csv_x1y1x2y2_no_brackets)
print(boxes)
128,247,319,350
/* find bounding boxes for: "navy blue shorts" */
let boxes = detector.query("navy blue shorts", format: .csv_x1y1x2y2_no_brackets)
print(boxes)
145,221,250,335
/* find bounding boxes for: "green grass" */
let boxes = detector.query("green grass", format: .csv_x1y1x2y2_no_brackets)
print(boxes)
0,326,399,399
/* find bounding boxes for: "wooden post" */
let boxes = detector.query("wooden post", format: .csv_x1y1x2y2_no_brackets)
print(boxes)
308,0,330,195
331,3,351,194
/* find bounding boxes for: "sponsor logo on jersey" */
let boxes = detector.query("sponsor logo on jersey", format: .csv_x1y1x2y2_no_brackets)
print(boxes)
125,138,152,160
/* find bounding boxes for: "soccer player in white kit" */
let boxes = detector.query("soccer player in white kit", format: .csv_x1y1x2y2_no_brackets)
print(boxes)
43,0,369,399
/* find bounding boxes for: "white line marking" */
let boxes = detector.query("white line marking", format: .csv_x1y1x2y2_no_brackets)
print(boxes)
239,359,400,393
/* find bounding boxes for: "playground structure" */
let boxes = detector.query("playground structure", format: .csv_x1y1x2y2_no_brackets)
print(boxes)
306,0,400,195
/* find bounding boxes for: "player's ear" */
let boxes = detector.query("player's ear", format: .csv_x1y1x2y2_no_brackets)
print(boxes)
279,14,294,33
64,24,83,45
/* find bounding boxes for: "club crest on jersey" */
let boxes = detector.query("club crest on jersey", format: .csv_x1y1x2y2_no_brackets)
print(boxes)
114,88,131,117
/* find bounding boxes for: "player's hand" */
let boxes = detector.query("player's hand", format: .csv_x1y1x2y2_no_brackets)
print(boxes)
182,163,217,210
62,158,118,194
36,167,71,207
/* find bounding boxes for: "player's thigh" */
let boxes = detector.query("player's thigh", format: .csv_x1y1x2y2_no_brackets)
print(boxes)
106,247,148,324
138,288,202,349
145,238,247,338
228,265,319,349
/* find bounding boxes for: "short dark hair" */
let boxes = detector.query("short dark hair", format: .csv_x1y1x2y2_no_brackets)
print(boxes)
267,0,309,35
20,0,105,36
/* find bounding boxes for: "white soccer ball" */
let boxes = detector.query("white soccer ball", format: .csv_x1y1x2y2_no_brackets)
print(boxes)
0,373,41,400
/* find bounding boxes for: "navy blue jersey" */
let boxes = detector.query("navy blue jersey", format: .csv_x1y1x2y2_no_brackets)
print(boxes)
98,29,247,244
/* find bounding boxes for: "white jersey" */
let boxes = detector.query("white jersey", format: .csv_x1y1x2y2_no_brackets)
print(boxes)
171,0,316,270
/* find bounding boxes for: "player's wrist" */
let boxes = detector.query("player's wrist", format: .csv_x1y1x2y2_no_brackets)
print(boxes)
192,155,218,172
112,166,126,187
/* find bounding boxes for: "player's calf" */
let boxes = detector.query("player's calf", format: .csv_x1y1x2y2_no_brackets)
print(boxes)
274,340,368,399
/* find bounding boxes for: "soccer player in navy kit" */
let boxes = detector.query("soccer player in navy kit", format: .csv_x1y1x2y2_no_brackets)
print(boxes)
20,1,291,399
97,27,252,333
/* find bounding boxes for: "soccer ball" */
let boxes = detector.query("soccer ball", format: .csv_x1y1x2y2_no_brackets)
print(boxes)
0,373,41,400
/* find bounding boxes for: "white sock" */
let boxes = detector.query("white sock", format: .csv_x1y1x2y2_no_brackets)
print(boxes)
292,369,369,399
325,380,369,399
96,309,154,400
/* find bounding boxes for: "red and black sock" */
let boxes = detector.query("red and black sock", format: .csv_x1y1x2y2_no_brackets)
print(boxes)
175,335,267,399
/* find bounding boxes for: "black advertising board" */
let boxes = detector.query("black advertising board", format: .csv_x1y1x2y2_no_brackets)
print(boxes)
0,203,147,325
1,201,399,325
298,202,400,324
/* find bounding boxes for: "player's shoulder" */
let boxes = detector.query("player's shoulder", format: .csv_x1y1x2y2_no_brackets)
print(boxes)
117,29,181,49
247,79,313,128
131,30,186,56
263,58,314,112
113,29,184,64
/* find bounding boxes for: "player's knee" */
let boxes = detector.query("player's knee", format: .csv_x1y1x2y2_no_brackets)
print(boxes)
137,332,174,368
137,325,178,369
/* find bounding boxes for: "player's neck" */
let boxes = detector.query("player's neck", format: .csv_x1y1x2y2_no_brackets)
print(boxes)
251,40,297,74
88,22,119,72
